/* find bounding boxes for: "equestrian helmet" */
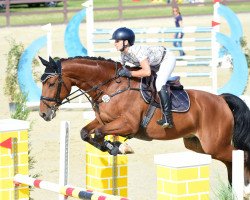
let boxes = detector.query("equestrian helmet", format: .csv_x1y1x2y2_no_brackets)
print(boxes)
111,27,135,46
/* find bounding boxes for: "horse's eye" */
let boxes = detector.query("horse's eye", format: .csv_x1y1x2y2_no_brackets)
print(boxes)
49,83,55,88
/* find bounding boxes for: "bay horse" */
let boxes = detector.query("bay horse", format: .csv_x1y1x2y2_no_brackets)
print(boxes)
39,56,250,185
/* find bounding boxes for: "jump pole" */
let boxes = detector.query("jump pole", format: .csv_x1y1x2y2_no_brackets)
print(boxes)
82,0,94,56
232,150,244,199
59,121,70,200
41,23,52,59
211,0,220,94
13,174,128,200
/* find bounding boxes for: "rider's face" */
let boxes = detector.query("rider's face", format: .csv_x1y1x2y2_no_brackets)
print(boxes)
114,40,124,51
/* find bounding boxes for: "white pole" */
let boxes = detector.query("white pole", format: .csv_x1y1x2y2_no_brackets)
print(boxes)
82,0,94,56
211,1,220,94
232,150,244,200
59,121,70,200
41,23,52,59
14,174,60,193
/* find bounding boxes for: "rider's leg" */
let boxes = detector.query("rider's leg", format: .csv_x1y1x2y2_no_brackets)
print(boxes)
156,50,176,128
157,85,173,128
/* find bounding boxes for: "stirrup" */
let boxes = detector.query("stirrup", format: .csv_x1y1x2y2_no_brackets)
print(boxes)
157,116,174,128
157,118,173,128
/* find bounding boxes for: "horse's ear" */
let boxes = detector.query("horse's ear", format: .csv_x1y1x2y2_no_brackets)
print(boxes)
38,56,50,67
49,56,58,72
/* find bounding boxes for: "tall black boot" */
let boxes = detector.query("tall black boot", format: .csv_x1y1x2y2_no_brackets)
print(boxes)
157,85,174,128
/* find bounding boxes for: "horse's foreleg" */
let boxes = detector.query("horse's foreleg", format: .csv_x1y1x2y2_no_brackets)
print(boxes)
80,118,100,141
80,118,108,152
80,118,128,155
93,117,138,155
96,116,138,136
90,128,122,155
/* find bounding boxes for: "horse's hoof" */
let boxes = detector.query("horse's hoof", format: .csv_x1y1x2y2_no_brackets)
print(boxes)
80,129,90,141
110,146,120,156
119,143,134,154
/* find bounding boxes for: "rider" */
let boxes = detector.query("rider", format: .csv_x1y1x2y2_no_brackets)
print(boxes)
111,27,176,128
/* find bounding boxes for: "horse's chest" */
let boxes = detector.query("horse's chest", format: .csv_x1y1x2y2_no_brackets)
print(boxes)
96,112,114,124
96,105,115,123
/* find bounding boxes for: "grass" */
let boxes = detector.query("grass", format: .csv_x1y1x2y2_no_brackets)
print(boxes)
0,0,249,26
212,176,236,200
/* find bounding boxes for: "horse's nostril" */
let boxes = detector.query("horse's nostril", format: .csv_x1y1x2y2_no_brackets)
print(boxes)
39,112,46,118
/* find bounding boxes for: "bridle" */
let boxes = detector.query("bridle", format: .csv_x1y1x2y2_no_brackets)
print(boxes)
40,73,70,110
40,61,140,112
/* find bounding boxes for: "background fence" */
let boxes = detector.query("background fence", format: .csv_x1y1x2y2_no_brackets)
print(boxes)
0,0,249,27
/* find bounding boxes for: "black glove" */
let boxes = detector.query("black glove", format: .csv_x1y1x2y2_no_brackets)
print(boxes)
118,68,132,78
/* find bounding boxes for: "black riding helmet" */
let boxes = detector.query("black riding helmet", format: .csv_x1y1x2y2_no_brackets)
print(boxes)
111,27,135,46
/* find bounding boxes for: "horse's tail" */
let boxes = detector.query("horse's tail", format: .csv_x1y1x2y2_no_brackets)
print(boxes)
222,93,250,169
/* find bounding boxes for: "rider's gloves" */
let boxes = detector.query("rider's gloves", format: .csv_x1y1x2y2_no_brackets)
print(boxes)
118,67,132,78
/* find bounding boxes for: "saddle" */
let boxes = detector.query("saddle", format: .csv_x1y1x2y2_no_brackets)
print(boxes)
140,72,190,128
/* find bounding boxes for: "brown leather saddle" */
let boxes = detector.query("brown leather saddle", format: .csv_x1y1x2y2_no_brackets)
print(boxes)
140,72,190,128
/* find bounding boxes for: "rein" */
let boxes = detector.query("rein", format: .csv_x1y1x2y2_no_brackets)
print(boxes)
41,60,141,111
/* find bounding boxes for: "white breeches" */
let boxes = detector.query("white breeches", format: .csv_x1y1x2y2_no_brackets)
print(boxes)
156,50,176,92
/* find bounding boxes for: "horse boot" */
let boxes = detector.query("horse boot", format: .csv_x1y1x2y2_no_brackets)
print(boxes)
157,85,174,128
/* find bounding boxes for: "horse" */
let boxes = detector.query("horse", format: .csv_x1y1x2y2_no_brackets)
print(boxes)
39,56,250,185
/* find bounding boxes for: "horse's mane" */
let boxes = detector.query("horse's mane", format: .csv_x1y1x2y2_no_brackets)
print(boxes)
40,56,121,82
60,56,118,64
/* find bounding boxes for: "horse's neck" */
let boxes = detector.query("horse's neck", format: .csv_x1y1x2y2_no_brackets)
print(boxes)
63,59,115,90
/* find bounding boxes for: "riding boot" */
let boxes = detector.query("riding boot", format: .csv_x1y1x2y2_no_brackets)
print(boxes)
157,85,174,128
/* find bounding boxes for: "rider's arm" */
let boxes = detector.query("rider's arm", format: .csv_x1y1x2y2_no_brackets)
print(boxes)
131,58,151,78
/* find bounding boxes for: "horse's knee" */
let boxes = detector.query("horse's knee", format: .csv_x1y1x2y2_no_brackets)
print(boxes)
80,128,89,141
94,129,104,138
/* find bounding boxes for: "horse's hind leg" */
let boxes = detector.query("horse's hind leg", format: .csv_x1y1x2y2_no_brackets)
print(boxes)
222,161,232,185
212,145,234,185
183,136,205,154
184,136,233,185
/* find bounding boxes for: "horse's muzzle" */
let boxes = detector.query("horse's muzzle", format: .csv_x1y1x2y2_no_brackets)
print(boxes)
39,109,56,121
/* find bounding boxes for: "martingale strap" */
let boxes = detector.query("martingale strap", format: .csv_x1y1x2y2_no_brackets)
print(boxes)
141,103,157,128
